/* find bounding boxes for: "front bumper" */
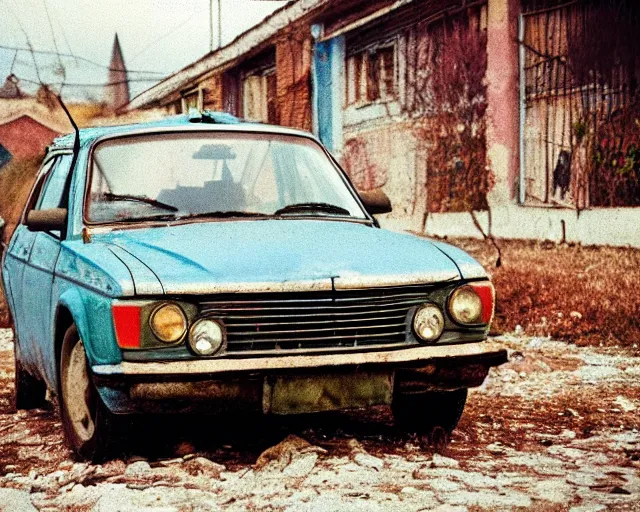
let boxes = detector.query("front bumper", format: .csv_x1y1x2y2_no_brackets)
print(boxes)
93,341,506,376
92,341,507,414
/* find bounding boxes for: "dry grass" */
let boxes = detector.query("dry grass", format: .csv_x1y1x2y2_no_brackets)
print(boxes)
0,158,40,327
451,237,640,347
0,158,40,243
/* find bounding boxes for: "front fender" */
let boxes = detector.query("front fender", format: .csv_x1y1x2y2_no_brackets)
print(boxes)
430,240,488,279
57,287,122,371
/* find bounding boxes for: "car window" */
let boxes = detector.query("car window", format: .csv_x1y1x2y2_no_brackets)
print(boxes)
24,158,56,212
87,132,366,223
35,155,72,211
30,154,72,238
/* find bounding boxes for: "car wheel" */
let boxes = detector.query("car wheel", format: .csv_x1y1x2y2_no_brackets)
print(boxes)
59,324,119,462
14,340,47,411
392,388,468,435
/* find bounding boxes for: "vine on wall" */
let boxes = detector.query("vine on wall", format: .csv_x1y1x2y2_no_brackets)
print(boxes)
413,17,494,217
566,0,640,208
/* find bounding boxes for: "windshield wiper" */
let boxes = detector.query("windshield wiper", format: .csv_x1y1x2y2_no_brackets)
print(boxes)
115,213,177,223
172,211,267,221
273,202,351,217
112,211,266,225
103,193,179,212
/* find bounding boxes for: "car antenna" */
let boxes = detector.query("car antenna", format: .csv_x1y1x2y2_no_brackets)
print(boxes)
56,94,83,240
56,94,80,169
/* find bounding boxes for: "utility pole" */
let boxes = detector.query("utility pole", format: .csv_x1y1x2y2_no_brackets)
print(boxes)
210,0,222,51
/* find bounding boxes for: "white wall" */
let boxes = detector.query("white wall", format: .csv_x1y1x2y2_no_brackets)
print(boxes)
384,205,640,248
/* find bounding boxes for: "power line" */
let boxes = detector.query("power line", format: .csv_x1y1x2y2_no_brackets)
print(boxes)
0,0,29,45
0,44,166,75
14,75,163,88
53,8,78,64
9,49,18,74
1,0,165,101
25,44,43,85
130,12,198,62
41,0,65,77
1,1,46,89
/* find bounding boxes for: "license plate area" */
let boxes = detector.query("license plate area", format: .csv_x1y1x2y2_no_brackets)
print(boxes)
263,371,394,415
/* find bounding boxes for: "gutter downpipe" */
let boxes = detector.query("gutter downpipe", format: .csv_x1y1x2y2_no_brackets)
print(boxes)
311,24,322,138
518,12,526,205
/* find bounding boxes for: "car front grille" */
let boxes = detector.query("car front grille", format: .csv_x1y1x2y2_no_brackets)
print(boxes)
199,285,439,353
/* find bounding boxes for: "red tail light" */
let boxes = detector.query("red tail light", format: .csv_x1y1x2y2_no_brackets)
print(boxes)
112,303,141,348
469,281,495,324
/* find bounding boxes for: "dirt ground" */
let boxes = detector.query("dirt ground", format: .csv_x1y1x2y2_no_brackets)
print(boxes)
0,328,638,511
447,238,640,348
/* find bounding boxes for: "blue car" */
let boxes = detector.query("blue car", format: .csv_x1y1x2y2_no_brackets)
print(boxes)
1,112,506,461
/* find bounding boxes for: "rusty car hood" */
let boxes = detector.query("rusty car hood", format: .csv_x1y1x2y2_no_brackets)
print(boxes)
94,220,485,295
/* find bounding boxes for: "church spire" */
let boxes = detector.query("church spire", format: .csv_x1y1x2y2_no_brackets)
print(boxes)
105,33,130,110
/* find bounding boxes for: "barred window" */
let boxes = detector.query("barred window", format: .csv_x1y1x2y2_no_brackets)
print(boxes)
346,43,397,106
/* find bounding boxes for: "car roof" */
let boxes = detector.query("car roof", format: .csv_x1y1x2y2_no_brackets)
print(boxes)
49,111,318,150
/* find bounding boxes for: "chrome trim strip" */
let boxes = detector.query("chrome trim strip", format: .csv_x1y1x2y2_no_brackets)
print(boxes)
221,314,406,327
163,279,334,294
159,274,460,296
93,341,506,376
333,271,459,290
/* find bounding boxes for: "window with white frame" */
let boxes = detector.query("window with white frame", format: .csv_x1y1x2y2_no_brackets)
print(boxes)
242,67,277,123
346,42,397,106
181,88,202,113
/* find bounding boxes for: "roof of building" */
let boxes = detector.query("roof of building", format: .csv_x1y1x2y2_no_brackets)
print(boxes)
0,97,70,133
49,110,315,149
125,0,439,113
125,0,330,111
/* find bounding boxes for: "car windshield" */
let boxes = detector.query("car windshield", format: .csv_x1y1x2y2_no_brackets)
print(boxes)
86,132,367,224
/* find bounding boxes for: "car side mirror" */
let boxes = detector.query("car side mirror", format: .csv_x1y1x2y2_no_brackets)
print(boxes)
26,208,68,233
359,189,392,215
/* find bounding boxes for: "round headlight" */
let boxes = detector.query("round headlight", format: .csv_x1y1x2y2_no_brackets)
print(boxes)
188,319,224,356
413,304,445,342
150,303,187,343
449,286,482,324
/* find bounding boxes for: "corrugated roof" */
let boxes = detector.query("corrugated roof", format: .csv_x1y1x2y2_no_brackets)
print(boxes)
125,0,331,112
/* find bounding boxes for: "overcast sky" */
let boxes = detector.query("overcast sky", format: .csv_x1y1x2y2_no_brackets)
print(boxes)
0,0,287,101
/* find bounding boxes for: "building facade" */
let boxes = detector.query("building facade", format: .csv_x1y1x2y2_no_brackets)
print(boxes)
125,0,640,247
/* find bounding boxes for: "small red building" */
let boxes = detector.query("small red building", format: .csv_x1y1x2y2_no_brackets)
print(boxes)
0,76,69,164
0,114,61,161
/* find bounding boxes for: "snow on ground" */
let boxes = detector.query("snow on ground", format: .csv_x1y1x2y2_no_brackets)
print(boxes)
0,328,638,511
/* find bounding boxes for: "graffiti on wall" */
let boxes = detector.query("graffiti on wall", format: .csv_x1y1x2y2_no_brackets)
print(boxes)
341,134,388,191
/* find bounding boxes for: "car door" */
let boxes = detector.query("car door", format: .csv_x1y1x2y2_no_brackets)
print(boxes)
19,153,73,374
2,156,59,369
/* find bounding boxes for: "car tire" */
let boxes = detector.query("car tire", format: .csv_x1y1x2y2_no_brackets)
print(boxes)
392,388,468,435
14,341,47,411
59,324,120,462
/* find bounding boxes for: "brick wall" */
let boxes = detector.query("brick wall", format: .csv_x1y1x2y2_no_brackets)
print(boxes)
275,27,313,130
202,74,224,112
